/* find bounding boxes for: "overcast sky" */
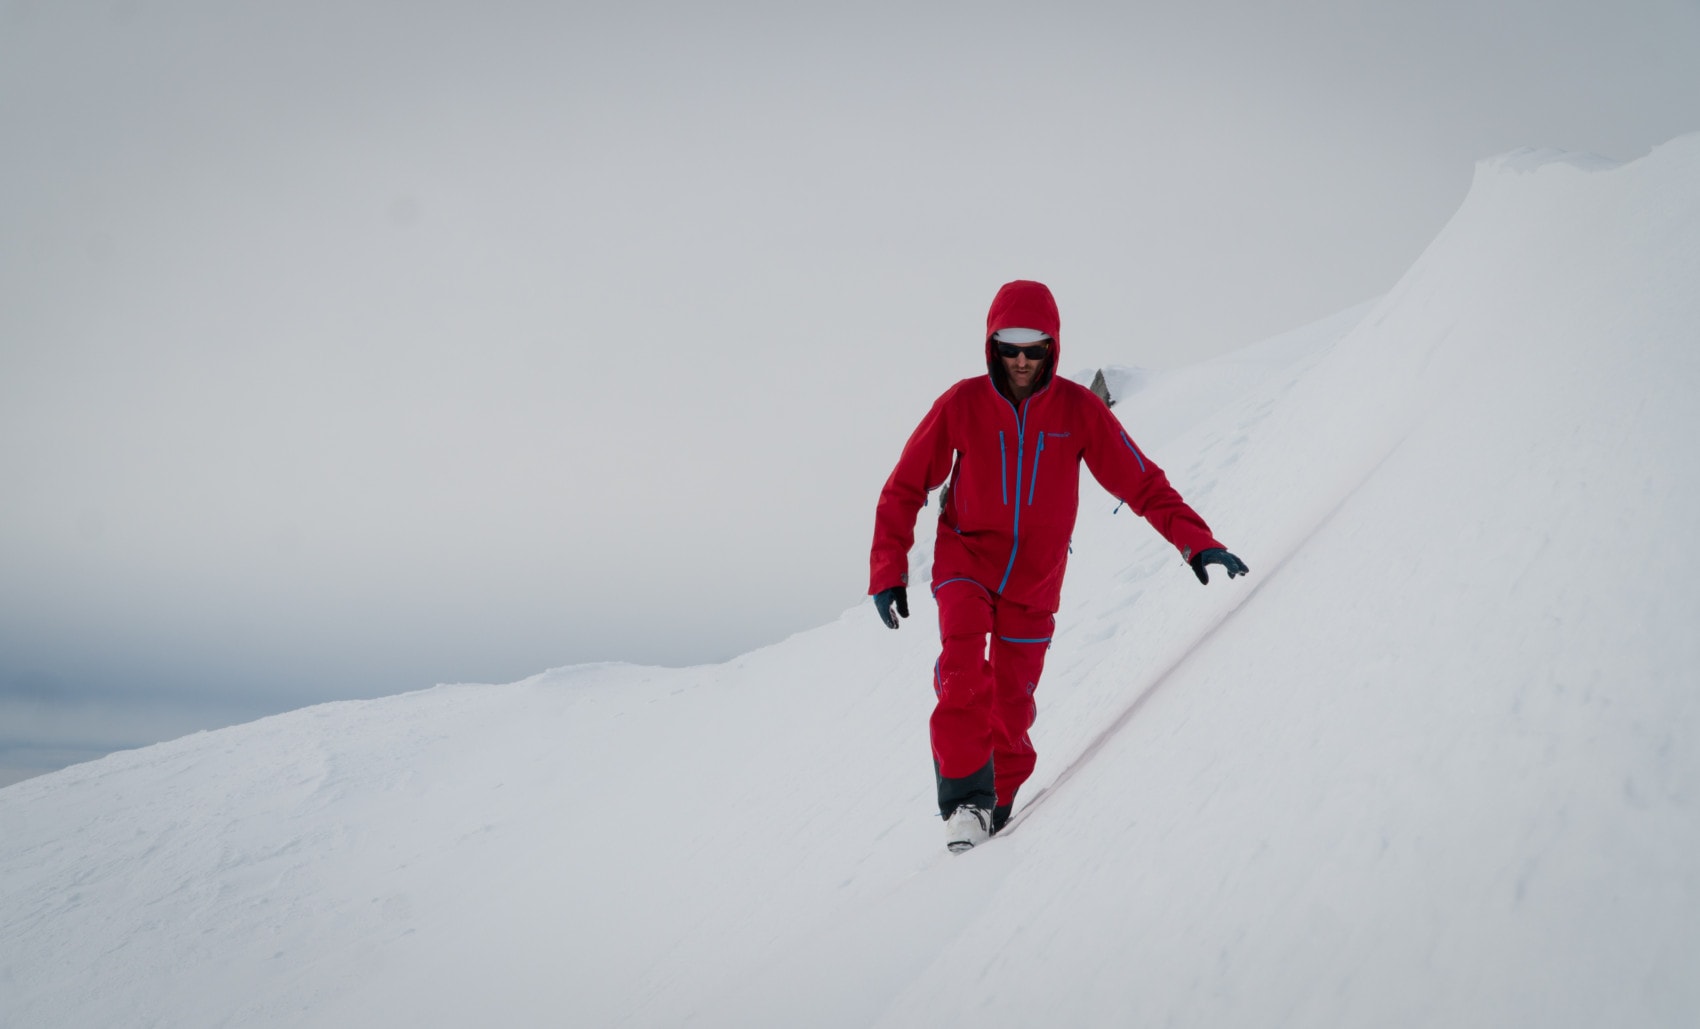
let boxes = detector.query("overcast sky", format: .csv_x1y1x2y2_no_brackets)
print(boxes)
3,0,1698,780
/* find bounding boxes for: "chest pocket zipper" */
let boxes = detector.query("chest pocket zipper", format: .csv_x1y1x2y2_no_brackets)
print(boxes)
1027,432,1046,505
1000,431,1009,505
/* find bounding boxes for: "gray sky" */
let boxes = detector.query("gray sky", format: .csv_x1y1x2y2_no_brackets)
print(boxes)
3,0,1698,781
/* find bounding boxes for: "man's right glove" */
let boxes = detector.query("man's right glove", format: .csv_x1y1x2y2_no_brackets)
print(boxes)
1191,548,1249,584
874,586,909,629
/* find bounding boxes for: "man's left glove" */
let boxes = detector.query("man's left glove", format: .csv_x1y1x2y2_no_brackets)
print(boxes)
874,586,910,629
1191,548,1249,584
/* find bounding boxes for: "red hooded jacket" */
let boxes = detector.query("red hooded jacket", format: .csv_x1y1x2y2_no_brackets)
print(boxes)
869,280,1222,613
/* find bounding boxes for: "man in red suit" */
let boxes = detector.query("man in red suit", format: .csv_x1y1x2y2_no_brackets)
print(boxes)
869,280,1248,852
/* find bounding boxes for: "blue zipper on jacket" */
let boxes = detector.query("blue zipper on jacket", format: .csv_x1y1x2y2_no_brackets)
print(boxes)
1120,430,1147,473
1027,432,1045,504
997,398,1028,594
999,431,1008,504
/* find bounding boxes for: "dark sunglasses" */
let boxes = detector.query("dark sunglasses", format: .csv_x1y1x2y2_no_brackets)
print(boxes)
995,341,1052,360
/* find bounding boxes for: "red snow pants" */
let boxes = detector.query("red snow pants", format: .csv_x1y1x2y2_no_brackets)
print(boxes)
931,579,1054,807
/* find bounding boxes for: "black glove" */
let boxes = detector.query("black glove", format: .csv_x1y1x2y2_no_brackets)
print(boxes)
874,586,909,629
1191,548,1249,584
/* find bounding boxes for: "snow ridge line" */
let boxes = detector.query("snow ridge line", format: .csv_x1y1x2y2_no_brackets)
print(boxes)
996,561,1277,838
999,436,1410,839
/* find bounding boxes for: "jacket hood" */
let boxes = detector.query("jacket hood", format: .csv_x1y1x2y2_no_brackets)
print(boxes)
985,279,1061,395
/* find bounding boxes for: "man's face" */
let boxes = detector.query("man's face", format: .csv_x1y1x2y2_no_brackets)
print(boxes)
997,341,1051,393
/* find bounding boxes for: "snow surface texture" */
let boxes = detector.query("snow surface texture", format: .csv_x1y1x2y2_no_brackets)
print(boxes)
4,136,1698,1027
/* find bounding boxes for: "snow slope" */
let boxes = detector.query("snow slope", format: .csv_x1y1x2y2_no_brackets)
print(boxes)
3,135,1698,1028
